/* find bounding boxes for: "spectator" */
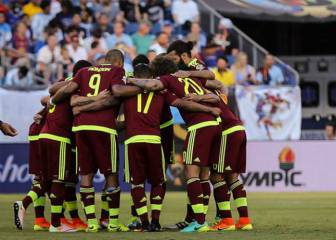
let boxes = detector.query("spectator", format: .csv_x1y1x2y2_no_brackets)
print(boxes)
213,18,239,57
162,20,176,43
211,56,235,87
186,22,206,53
87,39,106,63
31,0,53,41
4,58,34,88
325,123,336,140
83,27,107,53
256,54,285,86
95,13,113,34
172,0,199,25
71,13,87,38
0,12,12,49
22,0,43,18
79,7,94,37
106,21,135,55
66,32,87,62
231,52,257,86
11,21,31,61
132,20,154,55
147,49,156,62
50,0,62,16
36,34,62,83
149,32,169,54
54,0,76,30
94,0,120,22
140,0,165,34
119,0,142,34
57,45,74,79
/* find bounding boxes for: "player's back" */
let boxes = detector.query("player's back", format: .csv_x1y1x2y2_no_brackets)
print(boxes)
123,91,166,139
73,64,124,130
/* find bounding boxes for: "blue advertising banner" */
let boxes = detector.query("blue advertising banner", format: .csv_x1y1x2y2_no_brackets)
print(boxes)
0,143,131,193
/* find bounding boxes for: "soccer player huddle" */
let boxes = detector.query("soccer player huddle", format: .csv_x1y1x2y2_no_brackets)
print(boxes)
13,40,252,233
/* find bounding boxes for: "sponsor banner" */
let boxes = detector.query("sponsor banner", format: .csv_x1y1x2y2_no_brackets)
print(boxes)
243,141,336,192
1,141,336,193
0,88,48,143
235,85,302,141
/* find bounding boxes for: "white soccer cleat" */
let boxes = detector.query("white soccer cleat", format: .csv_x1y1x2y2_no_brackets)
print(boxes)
13,201,25,230
49,223,78,233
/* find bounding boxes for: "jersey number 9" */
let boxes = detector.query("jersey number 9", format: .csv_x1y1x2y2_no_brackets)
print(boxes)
87,74,101,97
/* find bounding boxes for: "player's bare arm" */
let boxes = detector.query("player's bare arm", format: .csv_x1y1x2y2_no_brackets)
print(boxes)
112,84,142,98
72,96,120,116
171,99,221,117
49,81,68,96
51,81,79,104
70,90,110,107
0,121,18,136
128,78,165,91
173,70,215,80
183,93,220,104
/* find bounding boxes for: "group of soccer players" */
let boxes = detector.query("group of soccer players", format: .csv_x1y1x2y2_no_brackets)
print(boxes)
13,40,253,233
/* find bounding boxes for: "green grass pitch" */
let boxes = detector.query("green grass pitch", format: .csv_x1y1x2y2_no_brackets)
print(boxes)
0,192,335,240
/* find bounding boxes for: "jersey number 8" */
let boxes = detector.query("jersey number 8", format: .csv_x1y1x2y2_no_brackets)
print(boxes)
87,74,101,97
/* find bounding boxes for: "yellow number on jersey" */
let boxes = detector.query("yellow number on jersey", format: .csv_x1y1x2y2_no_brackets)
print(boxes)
137,92,154,114
87,74,101,96
178,77,204,95
49,104,56,113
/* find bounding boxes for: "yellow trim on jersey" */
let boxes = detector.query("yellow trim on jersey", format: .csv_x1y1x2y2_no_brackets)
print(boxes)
72,125,117,135
28,135,39,141
160,119,174,129
38,133,71,144
188,58,198,68
187,120,220,132
124,144,130,183
125,135,161,145
222,125,245,136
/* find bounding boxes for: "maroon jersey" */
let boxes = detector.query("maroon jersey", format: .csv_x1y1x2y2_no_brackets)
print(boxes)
72,64,125,131
160,103,173,128
159,75,217,128
187,58,208,71
40,78,74,139
28,108,48,138
123,90,177,139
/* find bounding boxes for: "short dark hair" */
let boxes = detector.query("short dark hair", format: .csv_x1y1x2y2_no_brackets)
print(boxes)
73,60,92,76
151,56,178,77
40,0,51,10
167,40,194,57
132,54,149,67
217,55,228,63
105,49,124,65
134,64,152,78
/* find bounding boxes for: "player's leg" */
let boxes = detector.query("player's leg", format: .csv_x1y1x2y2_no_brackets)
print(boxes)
126,143,149,231
200,169,211,216
147,144,167,231
76,131,99,232
225,130,252,230
94,132,128,232
99,184,109,228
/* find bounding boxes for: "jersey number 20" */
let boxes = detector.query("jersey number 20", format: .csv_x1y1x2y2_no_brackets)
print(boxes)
87,74,101,97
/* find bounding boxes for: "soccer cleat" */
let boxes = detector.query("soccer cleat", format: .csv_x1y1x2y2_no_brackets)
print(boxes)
127,216,142,230
209,218,236,231
99,218,109,229
180,221,210,233
235,217,253,230
71,218,87,231
60,217,72,226
164,221,190,230
107,223,130,232
86,223,100,233
49,223,78,233
148,221,161,232
33,218,50,231
13,201,25,230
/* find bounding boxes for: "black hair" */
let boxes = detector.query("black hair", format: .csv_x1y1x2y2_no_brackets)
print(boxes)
167,40,194,57
40,0,51,10
217,55,228,63
105,49,124,65
151,56,178,77
134,64,152,78
73,60,92,76
132,54,149,67
91,27,103,38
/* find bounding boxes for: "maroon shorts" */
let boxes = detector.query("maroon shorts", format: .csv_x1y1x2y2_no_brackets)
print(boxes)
124,142,165,185
210,130,246,174
28,139,42,175
161,125,174,165
39,139,74,181
183,125,221,167
75,131,118,175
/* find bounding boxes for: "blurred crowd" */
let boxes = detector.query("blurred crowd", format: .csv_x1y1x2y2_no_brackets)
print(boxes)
0,0,287,90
